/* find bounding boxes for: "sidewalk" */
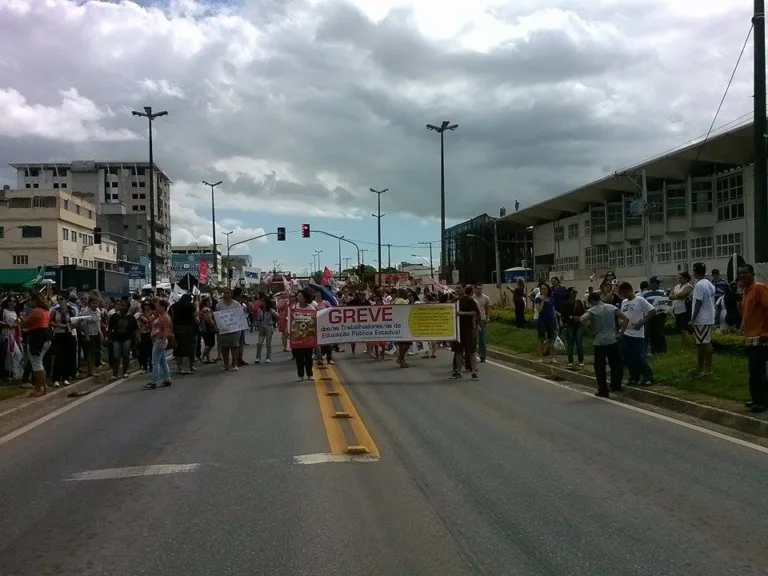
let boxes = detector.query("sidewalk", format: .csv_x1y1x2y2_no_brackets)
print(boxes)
486,345,768,439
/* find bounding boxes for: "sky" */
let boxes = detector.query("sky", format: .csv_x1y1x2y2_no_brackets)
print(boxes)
0,0,758,276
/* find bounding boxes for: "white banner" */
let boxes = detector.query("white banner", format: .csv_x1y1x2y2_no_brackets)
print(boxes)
214,306,249,335
314,304,458,345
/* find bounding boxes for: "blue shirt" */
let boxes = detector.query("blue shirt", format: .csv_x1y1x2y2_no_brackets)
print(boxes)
536,297,555,324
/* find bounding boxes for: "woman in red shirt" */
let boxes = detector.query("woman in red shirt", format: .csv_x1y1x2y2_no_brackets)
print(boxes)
22,291,52,397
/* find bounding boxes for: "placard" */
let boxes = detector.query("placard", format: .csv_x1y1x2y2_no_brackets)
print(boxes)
214,305,249,335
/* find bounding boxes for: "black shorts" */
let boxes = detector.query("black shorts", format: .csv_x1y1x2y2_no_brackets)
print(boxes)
201,332,216,347
675,312,693,334
537,320,556,341
452,331,477,355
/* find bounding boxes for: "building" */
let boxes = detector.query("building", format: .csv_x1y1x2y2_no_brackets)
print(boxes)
498,120,756,289
444,213,533,285
0,187,118,270
171,245,222,283
8,161,172,279
222,254,252,284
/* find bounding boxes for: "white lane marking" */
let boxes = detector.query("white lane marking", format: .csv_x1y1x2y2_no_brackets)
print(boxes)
294,453,380,465
0,376,135,448
64,463,201,481
485,359,768,456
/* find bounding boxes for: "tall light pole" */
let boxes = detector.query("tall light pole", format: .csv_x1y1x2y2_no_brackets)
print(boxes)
132,106,168,288
360,249,368,266
426,120,458,284
754,0,768,262
203,180,222,278
337,236,344,277
223,230,234,288
313,250,323,273
370,188,387,278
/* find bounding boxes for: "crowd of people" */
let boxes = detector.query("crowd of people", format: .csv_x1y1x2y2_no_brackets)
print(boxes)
513,263,768,412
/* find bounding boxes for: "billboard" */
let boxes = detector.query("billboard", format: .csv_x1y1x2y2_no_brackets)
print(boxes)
242,267,263,285
171,253,213,279
122,262,146,279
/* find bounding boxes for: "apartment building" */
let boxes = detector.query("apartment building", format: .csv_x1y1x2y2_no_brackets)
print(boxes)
499,121,756,289
0,188,118,269
8,161,172,278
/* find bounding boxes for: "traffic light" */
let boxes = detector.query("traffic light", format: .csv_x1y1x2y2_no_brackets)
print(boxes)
301,223,310,238
277,227,286,241
94,226,102,244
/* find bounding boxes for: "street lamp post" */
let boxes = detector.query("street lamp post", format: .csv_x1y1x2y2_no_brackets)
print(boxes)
370,188,387,278
132,106,168,288
203,180,222,278
223,230,234,288
426,120,458,284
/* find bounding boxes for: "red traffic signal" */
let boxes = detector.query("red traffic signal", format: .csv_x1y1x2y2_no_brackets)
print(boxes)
301,223,310,238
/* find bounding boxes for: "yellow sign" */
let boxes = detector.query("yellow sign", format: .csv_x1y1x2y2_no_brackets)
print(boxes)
407,305,455,338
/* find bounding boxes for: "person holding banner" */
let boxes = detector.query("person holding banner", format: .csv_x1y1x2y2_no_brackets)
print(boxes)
451,285,481,381
313,290,333,365
292,289,317,381
215,288,244,372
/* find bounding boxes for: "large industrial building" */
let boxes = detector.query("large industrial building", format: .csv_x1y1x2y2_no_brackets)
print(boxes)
8,161,172,280
498,120,757,288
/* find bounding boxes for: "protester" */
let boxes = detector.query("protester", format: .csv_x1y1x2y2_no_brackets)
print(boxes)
535,283,557,363
50,293,76,387
293,289,316,381
80,296,103,377
170,293,199,375
216,288,242,372
451,285,480,381
255,295,278,364
393,289,411,368
232,287,248,367
641,276,669,354
711,268,728,299
618,282,656,386
198,297,217,364
21,291,52,397
144,299,172,390
313,290,333,365
277,294,292,352
580,292,627,397
473,283,491,363
108,299,139,381
670,272,694,350
512,279,526,328
738,264,768,413
690,262,716,376
136,300,154,373
561,288,585,368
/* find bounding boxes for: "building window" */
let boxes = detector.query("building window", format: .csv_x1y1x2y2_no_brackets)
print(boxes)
672,240,687,262
140,205,147,211
88,210,93,219
585,245,608,267
61,183,67,189
63,256,69,265
32,196,56,208
139,194,146,199
568,223,579,239
75,205,80,215
583,219,590,236
607,203,622,231
133,206,139,211
0,227,4,238
716,173,744,221
25,184,31,189
608,248,625,268
553,255,578,271
692,180,713,213
656,242,671,263
689,236,714,259
553,226,564,241
624,197,641,227
111,182,118,188
715,232,743,258
53,183,59,189
32,183,39,189
131,182,138,188
590,207,606,235
139,181,146,188
12,255,28,265
666,187,686,218
132,194,139,200
71,230,77,242
647,192,663,223
21,226,42,238
63,200,69,210
63,228,69,240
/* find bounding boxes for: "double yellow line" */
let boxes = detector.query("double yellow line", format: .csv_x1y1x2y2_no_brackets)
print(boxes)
313,364,379,457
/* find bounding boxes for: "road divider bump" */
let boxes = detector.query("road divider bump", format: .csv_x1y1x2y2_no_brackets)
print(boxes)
312,364,379,459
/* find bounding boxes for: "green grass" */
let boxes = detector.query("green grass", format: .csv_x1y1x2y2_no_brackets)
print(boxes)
0,385,28,402
486,322,750,403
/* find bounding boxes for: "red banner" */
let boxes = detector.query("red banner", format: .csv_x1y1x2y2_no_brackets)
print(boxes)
321,266,332,286
288,307,318,349
198,257,209,284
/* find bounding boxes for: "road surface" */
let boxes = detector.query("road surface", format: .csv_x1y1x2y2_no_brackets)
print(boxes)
1,348,767,576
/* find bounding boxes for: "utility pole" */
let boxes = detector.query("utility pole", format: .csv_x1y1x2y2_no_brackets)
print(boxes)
755,0,768,262
426,121,458,282
202,180,222,277
419,241,435,279
223,230,234,288
131,106,168,288
343,257,351,271
360,249,368,266
370,188,387,277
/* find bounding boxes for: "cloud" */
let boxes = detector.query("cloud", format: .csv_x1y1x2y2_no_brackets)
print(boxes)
171,197,267,252
0,0,755,234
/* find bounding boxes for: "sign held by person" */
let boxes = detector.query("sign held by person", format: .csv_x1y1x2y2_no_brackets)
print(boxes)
289,304,458,348
214,306,249,335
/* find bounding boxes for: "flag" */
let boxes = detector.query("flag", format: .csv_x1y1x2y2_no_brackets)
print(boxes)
321,266,332,286
283,275,291,292
198,257,209,284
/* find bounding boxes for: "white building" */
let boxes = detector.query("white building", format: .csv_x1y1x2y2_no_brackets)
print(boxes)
498,121,756,290
8,161,172,278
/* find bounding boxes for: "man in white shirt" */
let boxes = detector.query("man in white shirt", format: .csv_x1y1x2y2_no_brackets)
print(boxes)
691,262,716,375
473,284,491,363
619,281,656,386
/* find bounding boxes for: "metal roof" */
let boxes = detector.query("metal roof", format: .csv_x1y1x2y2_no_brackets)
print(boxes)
498,118,755,227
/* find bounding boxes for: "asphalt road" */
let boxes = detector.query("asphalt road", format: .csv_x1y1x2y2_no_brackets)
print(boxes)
1,345,767,576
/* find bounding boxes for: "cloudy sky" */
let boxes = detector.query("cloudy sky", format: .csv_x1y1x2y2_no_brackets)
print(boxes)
0,0,757,275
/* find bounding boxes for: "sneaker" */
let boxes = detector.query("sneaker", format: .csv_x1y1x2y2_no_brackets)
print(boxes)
471,372,478,381
578,362,585,367
62,380,71,386
567,363,573,369
328,360,335,365
479,358,486,363
297,377,304,382
161,380,172,387
232,366,239,372
595,390,609,398
449,372,462,380
254,360,261,364
53,381,61,388
265,358,271,363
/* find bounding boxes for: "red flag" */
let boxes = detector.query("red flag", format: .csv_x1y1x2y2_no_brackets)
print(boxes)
198,257,209,284
321,266,332,286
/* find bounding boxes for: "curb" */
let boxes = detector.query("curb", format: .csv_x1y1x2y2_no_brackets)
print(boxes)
486,348,768,439
0,359,141,425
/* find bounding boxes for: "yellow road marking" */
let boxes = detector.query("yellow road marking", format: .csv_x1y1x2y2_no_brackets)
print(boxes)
313,370,347,455
313,364,380,458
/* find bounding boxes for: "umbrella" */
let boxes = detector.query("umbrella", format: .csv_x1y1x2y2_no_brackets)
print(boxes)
308,282,338,306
